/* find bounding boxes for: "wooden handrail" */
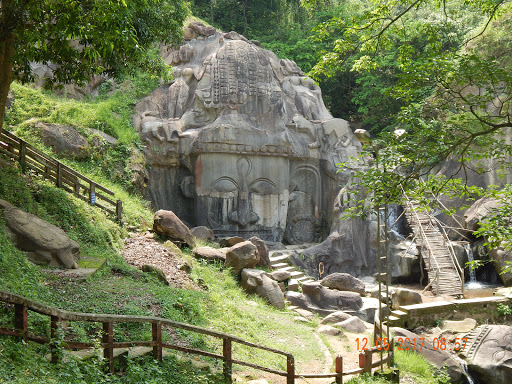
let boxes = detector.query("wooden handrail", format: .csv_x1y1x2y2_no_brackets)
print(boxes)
0,290,394,383
0,130,122,220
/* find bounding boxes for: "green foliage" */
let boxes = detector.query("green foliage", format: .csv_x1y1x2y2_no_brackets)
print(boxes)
393,349,451,384
496,303,512,316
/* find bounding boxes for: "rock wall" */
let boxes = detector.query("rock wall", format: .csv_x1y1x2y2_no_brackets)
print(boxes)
135,24,361,242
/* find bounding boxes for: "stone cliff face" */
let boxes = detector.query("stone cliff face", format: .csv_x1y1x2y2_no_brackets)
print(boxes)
134,25,361,243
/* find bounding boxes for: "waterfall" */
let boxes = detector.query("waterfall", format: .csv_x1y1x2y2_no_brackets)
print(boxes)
452,355,476,384
464,244,477,282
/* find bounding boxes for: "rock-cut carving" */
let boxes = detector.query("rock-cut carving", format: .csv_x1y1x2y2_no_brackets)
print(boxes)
135,22,362,242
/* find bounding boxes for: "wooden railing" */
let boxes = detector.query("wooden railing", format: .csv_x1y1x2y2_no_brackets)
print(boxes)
0,290,394,383
0,130,122,220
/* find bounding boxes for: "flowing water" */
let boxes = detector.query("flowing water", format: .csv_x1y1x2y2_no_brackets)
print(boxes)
452,355,476,384
464,244,477,282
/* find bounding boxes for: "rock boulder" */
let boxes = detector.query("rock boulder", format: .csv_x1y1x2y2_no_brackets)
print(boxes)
240,269,285,309
1,200,79,269
153,210,196,247
320,273,365,296
225,241,259,274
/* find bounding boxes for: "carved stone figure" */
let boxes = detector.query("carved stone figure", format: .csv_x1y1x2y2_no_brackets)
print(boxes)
135,22,362,243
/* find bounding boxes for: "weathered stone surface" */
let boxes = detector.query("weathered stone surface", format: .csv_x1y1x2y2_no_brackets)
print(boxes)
267,270,291,282
225,241,259,274
355,297,381,323
462,324,512,384
1,200,79,269
317,326,341,336
320,311,352,325
153,210,196,247
192,246,227,262
249,236,270,267
390,287,422,310
464,197,502,231
285,282,363,315
392,327,465,384
287,279,299,292
333,317,368,333
36,122,90,159
489,246,512,286
141,265,169,285
240,269,285,309
440,318,477,333
320,273,365,296
136,27,361,243
219,237,245,247
191,226,215,241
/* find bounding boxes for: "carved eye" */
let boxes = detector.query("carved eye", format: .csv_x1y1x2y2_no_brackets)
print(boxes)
249,179,277,194
212,177,238,192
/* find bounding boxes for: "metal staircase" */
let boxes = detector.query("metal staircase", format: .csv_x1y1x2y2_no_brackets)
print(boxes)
402,193,464,297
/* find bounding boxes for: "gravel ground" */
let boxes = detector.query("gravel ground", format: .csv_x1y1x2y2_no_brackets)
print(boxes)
120,233,199,290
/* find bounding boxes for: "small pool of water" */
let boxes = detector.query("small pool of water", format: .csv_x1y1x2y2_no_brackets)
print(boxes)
464,281,502,298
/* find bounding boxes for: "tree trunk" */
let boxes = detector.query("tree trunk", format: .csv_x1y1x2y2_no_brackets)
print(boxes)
0,0,15,133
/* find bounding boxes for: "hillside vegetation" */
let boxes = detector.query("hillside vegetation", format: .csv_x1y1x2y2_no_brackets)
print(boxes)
0,77,453,383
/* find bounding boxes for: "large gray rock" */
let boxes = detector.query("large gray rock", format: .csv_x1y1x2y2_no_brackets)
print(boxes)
333,317,368,333
285,282,363,315
191,226,215,242
1,200,79,269
461,324,512,384
240,269,285,309
191,246,227,262
489,246,512,286
225,241,259,274
464,197,502,231
135,24,361,243
392,327,465,384
390,287,423,309
320,273,365,296
320,311,352,325
35,122,90,159
153,210,196,248
249,236,270,267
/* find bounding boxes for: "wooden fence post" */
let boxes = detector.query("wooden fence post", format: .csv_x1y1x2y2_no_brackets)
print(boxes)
335,355,343,384
287,354,295,384
19,140,26,172
50,315,60,363
116,199,123,221
223,338,232,383
103,322,114,373
56,162,62,188
152,321,162,361
388,338,394,367
14,303,27,341
364,349,372,373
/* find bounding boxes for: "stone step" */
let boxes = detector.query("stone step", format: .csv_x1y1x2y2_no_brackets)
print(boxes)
289,271,305,279
277,266,295,273
271,262,290,269
391,310,407,317
269,254,291,266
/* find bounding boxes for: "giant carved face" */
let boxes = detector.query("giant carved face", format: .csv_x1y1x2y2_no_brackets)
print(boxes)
194,153,289,241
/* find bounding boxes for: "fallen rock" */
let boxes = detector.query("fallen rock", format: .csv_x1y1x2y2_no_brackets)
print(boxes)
287,279,299,292
249,236,270,267
267,270,292,282
240,269,285,309
1,200,79,269
153,210,196,247
225,241,259,275
489,246,512,286
321,311,352,325
163,240,183,256
440,318,477,333
192,246,227,262
462,324,512,384
302,282,363,311
392,327,464,383
219,237,244,247
141,265,169,285
321,273,366,296
317,326,341,336
333,317,368,333
293,308,315,320
191,226,215,242
35,122,90,159
390,287,422,309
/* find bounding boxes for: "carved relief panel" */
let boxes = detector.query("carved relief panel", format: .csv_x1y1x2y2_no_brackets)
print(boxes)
194,153,289,241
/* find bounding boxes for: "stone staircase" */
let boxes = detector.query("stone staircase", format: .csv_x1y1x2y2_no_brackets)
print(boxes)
269,248,316,286
403,198,464,297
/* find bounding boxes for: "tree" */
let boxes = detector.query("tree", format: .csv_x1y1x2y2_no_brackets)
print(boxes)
0,0,189,131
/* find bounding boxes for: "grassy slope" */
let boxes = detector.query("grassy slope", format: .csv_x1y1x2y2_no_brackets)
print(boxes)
0,80,449,384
